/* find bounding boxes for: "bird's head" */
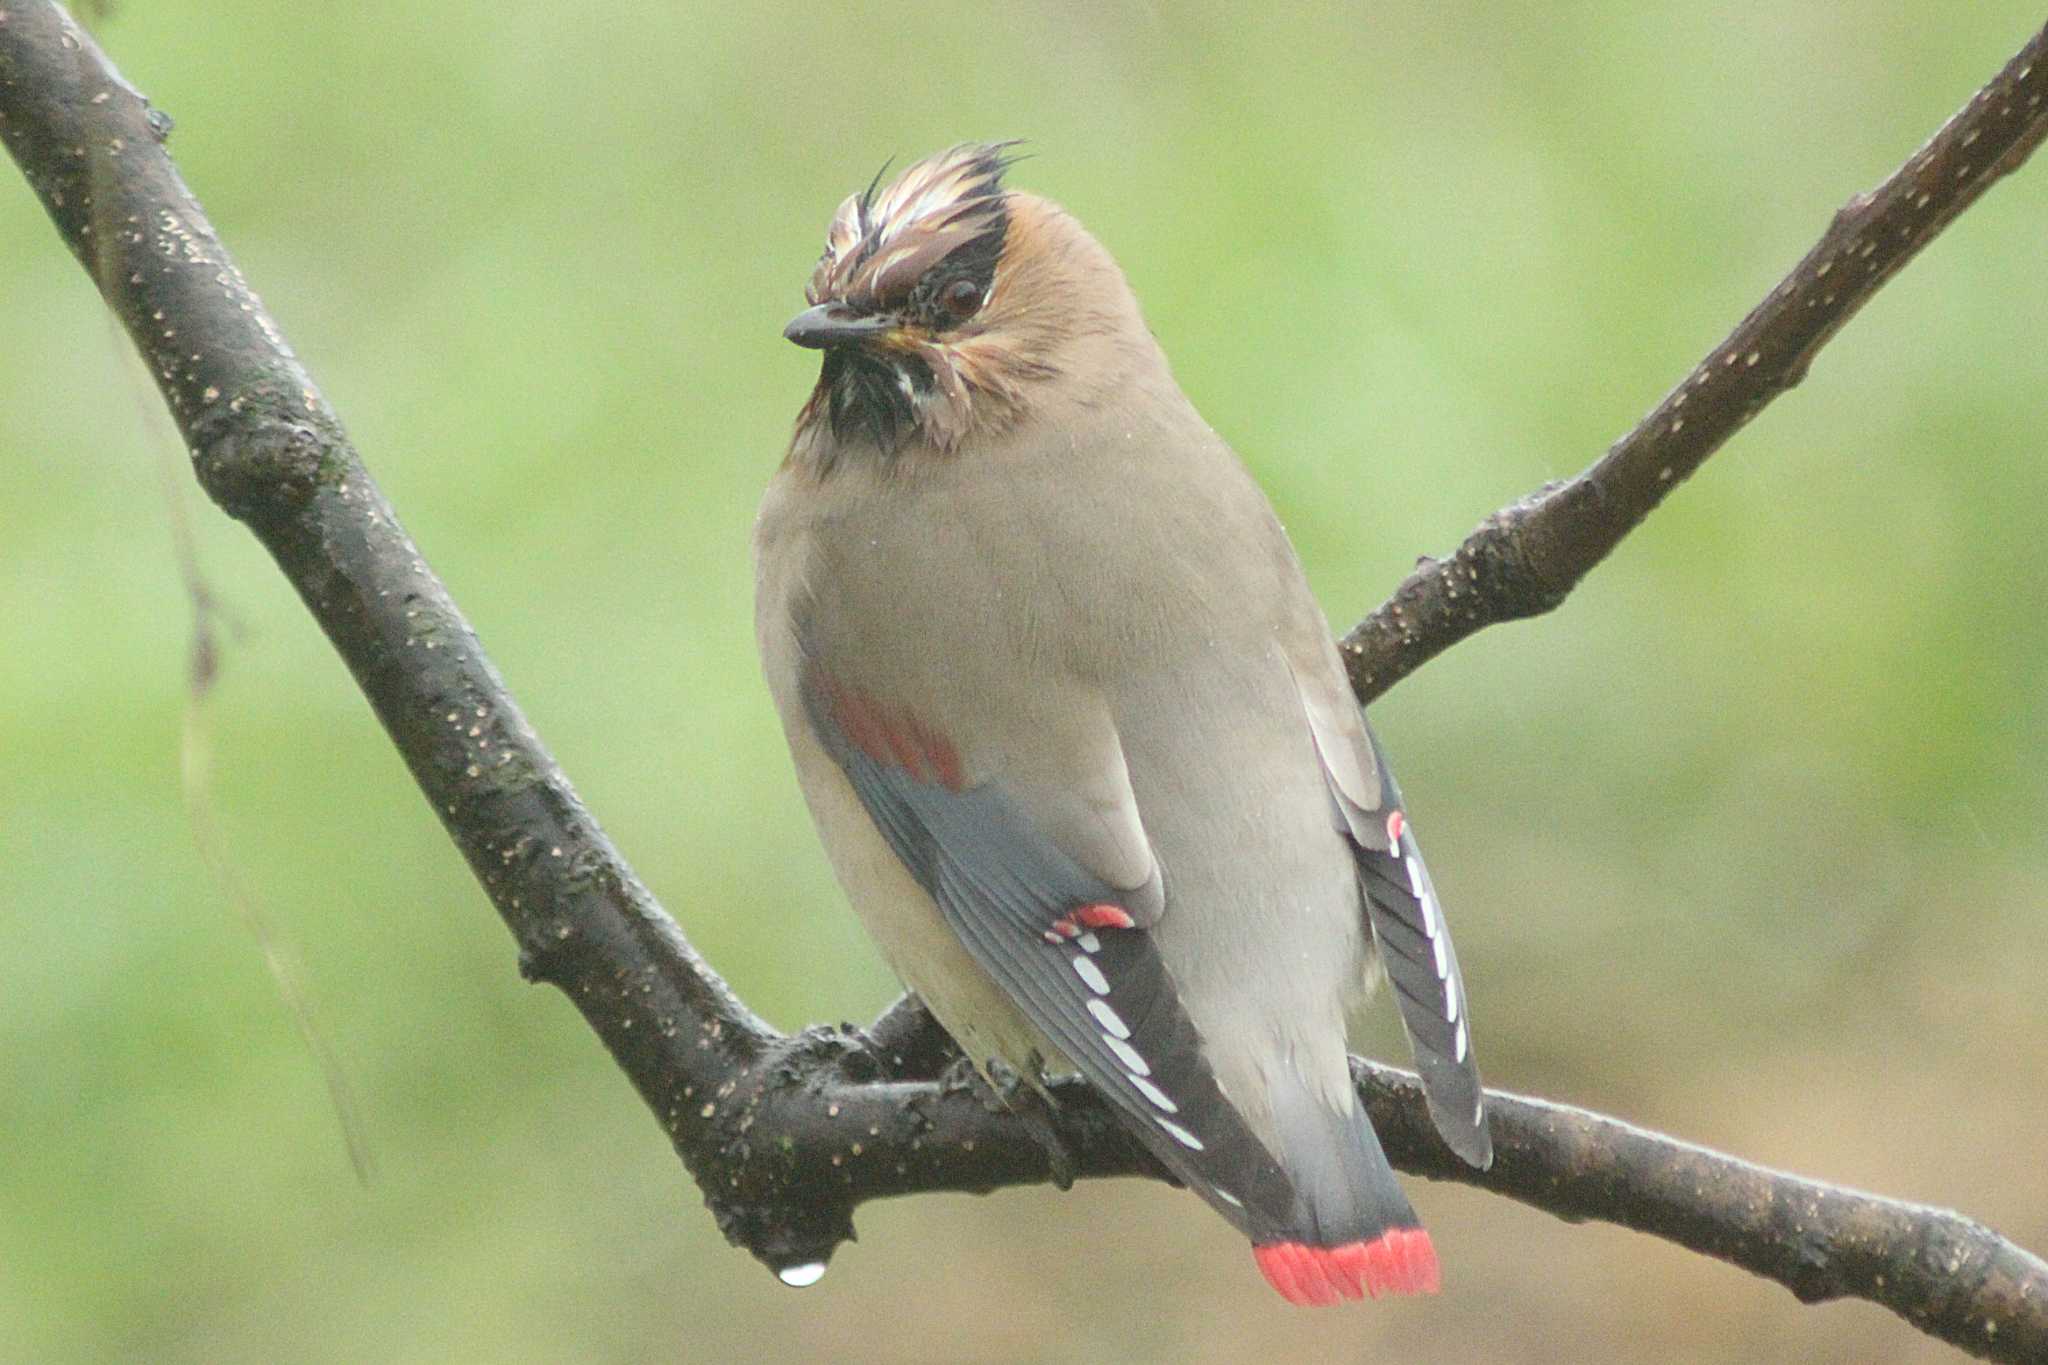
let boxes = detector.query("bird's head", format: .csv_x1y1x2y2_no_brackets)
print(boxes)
785,143,1154,462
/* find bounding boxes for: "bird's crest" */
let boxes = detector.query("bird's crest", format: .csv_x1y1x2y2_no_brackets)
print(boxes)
806,142,1021,311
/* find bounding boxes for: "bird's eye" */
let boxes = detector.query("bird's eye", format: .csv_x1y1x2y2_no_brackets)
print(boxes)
939,277,985,319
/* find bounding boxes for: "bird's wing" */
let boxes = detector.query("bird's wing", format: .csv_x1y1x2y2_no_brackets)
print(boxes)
1288,649,1493,1170
800,658,1301,1237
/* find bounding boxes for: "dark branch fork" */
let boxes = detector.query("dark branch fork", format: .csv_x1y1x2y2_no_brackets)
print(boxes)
3,2,2045,1358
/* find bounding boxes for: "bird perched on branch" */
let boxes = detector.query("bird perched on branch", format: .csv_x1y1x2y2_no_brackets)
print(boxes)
755,143,1492,1306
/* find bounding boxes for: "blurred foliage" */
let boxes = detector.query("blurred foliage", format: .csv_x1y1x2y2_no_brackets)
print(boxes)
4,2,2046,1361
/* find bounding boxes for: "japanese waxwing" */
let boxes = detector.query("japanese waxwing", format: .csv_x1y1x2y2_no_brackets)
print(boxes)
755,143,1492,1306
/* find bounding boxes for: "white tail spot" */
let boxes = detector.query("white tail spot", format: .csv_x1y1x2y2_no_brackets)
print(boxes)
1430,931,1449,981
1157,1118,1205,1151
1086,998,1130,1039
1454,1020,1469,1064
1129,1074,1179,1114
1071,955,1110,995
1075,932,1101,954
1444,974,1460,1024
1104,1034,1149,1075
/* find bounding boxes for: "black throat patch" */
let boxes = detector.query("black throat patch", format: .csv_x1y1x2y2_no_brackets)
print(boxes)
820,345,935,453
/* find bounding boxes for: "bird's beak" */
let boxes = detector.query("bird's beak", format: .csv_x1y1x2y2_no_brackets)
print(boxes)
783,302,898,350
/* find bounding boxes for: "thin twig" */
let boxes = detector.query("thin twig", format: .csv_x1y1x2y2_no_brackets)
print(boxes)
1339,26,2048,705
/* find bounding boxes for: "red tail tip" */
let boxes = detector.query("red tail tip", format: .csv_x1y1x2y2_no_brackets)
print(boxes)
1253,1229,1441,1305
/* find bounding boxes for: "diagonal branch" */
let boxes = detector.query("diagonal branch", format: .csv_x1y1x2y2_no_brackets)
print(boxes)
1339,25,2048,705
4,3,2045,1359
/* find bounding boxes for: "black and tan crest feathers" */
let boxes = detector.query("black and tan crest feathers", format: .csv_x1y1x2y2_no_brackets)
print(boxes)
786,142,1156,462
806,142,1021,311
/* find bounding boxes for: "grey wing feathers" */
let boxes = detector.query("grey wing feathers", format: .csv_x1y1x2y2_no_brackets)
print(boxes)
801,671,1302,1237
1347,727,1491,1170
1290,645,1490,1170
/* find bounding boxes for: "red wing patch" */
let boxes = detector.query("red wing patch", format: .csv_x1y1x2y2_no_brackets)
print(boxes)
1042,902,1138,943
812,672,964,791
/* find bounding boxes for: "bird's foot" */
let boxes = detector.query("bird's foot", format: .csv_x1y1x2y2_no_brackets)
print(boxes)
938,1051,1078,1190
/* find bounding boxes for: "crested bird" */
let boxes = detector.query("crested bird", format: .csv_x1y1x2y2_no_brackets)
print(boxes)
755,143,1492,1306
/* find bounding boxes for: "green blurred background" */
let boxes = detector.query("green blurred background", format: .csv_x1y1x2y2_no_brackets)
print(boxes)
5,3,2045,1361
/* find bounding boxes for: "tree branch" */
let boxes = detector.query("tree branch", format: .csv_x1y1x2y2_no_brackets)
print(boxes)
5,3,2045,1358
1339,25,2048,705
